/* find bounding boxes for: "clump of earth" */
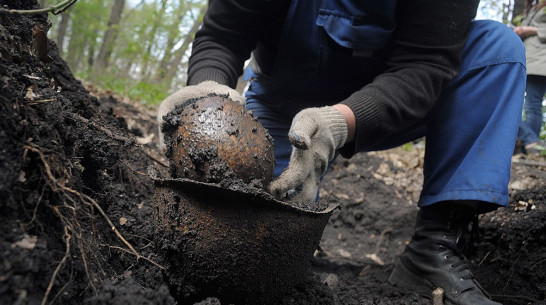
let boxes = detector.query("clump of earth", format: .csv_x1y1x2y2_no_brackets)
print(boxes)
1,2,545,305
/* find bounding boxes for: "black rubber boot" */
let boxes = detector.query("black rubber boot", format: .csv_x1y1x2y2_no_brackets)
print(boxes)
388,203,501,305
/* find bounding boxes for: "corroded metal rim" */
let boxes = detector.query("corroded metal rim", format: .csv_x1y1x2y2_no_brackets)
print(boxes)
152,177,339,214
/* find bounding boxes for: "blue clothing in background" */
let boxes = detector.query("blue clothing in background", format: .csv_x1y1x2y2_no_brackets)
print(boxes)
518,75,546,146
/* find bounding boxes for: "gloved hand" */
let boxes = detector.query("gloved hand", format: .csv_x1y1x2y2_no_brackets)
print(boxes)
156,81,245,151
268,106,348,202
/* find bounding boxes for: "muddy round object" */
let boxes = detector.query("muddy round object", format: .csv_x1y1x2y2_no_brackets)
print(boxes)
153,178,337,305
162,94,275,188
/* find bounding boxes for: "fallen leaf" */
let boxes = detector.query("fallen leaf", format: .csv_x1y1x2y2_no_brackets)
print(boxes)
136,133,154,145
119,217,128,225
365,253,384,265
515,201,528,211
25,85,37,100
337,248,351,258
12,235,37,250
18,171,26,182
510,180,524,190
31,25,54,64
358,265,371,276
336,193,349,200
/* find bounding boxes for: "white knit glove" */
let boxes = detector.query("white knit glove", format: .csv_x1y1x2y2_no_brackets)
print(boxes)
156,81,245,151
268,106,348,202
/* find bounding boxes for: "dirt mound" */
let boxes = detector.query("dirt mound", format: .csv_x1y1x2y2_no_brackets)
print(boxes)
1,2,546,305
0,4,170,304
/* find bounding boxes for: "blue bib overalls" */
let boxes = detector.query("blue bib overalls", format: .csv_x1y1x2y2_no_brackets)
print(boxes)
245,0,526,209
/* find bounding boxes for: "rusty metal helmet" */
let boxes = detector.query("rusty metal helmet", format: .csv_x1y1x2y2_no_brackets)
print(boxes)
152,178,337,304
161,94,275,188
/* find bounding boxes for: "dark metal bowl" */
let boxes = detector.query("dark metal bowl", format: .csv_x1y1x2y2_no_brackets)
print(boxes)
152,177,338,305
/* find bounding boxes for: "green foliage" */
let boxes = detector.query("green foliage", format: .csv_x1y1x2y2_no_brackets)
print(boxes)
402,142,413,152
127,81,169,105
83,70,169,105
512,14,523,26
48,0,207,104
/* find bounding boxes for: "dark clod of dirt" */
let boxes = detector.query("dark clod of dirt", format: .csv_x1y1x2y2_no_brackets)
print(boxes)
83,276,175,305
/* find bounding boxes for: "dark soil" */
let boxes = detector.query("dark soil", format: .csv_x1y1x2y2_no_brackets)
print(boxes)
1,3,545,305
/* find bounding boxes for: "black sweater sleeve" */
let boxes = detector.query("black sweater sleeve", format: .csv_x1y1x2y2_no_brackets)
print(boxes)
187,0,278,88
188,0,480,156
340,0,479,155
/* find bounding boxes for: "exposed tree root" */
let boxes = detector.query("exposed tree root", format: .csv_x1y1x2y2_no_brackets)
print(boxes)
66,112,168,168
99,244,164,270
22,143,164,301
25,145,141,259
41,226,71,305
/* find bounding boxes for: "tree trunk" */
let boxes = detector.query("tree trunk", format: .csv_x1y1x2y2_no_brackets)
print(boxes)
122,60,133,76
140,0,168,77
502,0,512,23
162,5,206,85
513,0,528,19
87,37,97,68
66,36,87,72
56,6,73,55
96,0,126,70
153,2,188,83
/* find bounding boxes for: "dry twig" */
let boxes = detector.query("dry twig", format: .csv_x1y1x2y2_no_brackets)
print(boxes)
0,0,78,15
99,244,164,270
66,113,132,143
143,148,169,168
120,159,147,176
373,228,392,253
27,98,56,106
66,113,168,168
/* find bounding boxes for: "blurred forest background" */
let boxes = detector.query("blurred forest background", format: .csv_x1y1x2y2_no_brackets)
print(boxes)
42,0,528,105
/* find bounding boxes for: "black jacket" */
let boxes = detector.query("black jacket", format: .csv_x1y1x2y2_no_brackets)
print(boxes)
187,0,480,154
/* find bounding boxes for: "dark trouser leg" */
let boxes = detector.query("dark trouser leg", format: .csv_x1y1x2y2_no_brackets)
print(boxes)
389,20,525,305
518,75,546,146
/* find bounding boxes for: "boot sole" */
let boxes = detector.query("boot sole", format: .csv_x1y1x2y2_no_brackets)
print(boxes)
388,260,435,300
389,262,499,305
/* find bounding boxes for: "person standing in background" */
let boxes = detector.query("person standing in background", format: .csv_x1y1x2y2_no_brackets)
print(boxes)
515,0,546,154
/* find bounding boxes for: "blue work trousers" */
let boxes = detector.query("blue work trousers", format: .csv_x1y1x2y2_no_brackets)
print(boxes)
246,20,526,210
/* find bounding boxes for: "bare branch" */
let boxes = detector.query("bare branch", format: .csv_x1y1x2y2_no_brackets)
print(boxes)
0,0,78,15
